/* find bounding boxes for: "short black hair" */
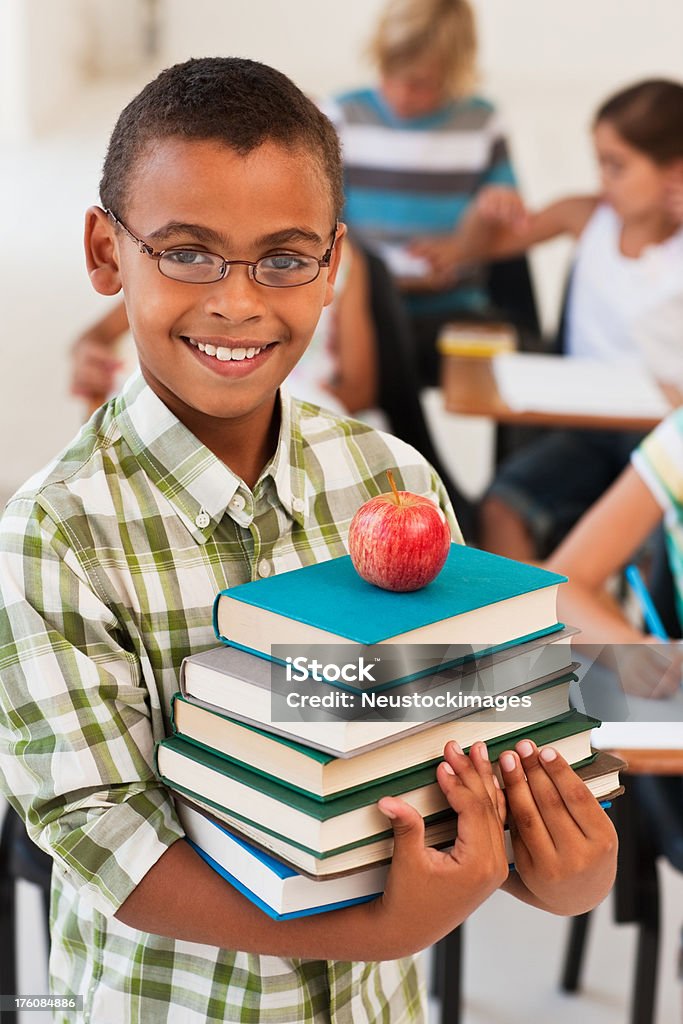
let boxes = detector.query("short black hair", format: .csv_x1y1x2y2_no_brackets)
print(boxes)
594,79,683,164
100,57,344,219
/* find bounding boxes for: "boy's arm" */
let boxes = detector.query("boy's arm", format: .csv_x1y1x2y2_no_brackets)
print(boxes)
71,299,129,402
116,742,509,959
323,244,378,414
411,195,598,279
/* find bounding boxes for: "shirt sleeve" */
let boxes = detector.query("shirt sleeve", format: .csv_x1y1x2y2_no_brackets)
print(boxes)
0,496,185,918
631,408,683,519
480,112,517,189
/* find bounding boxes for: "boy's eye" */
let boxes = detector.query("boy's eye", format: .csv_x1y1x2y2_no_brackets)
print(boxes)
165,249,216,266
259,254,308,272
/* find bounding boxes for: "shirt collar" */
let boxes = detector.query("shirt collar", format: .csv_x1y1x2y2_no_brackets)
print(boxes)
115,372,308,540
264,384,309,527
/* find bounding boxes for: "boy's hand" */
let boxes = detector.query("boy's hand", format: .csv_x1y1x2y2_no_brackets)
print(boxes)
407,236,462,284
475,186,529,229
71,332,123,402
374,741,509,956
500,740,618,916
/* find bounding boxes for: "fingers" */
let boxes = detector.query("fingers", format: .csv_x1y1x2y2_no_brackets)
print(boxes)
497,748,553,856
378,796,427,866
500,741,607,844
439,742,506,856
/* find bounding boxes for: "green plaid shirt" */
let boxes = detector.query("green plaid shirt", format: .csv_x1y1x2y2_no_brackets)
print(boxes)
0,371,460,1024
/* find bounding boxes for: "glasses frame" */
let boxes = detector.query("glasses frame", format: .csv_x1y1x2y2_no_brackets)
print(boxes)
105,209,338,288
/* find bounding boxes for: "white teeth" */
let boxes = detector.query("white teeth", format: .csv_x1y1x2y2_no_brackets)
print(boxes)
189,339,270,361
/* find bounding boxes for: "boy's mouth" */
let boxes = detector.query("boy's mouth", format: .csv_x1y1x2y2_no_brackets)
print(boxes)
182,336,277,363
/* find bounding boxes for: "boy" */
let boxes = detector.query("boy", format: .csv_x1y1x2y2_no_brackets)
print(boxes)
0,59,616,1023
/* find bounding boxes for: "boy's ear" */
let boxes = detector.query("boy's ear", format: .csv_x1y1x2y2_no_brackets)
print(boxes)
84,206,123,296
322,221,347,308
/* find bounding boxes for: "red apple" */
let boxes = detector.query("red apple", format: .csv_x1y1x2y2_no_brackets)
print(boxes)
348,471,452,592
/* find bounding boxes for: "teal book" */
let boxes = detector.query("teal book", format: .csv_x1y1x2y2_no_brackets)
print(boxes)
157,710,598,856
213,545,567,689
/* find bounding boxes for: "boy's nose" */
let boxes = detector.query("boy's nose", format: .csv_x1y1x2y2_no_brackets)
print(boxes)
200,264,267,322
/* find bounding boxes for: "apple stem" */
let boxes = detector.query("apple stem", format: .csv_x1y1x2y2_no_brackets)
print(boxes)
386,469,401,506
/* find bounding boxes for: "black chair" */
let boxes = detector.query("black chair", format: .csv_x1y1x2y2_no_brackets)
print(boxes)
362,247,478,541
487,255,554,467
0,806,52,1023
560,531,683,1024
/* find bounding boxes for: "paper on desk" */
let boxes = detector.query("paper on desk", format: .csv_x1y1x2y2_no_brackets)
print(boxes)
493,353,670,418
375,243,431,279
591,720,683,750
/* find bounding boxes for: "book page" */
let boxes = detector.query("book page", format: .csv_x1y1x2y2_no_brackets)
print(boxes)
492,353,670,418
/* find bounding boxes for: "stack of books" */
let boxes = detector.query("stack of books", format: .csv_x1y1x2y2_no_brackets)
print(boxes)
156,545,625,919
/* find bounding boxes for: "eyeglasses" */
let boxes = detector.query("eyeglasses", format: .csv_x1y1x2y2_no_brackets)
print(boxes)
105,210,338,288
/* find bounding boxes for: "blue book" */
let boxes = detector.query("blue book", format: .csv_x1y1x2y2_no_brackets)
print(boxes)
213,545,567,689
177,800,386,919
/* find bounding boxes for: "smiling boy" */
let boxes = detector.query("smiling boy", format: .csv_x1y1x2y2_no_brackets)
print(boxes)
0,59,616,1023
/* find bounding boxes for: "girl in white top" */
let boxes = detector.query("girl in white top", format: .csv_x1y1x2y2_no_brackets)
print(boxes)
418,78,683,376
415,78,683,560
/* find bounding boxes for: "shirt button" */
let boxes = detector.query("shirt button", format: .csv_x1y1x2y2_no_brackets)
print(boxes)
195,509,211,529
292,497,305,513
257,559,272,578
229,493,246,512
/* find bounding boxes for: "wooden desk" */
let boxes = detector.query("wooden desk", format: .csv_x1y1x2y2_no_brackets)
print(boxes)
611,747,683,775
441,355,671,432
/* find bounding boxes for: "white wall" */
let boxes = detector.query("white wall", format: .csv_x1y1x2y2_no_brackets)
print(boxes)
2,1,683,497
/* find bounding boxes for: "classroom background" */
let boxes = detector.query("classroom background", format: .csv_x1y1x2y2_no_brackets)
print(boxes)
1,1,682,1022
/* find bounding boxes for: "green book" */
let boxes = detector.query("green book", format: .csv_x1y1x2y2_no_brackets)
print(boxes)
171,670,575,800
157,710,598,856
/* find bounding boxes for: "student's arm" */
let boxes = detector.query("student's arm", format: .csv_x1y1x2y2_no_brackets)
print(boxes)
323,246,378,414
117,742,509,960
546,464,682,697
71,299,129,402
546,465,663,643
411,195,598,280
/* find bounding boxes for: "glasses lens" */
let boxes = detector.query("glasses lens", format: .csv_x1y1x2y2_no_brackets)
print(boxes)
159,250,224,283
254,255,320,287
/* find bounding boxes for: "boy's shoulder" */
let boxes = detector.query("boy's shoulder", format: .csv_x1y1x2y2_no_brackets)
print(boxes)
291,397,441,493
8,405,120,502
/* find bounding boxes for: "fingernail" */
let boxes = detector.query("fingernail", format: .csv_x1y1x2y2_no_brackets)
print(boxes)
493,776,501,789
540,746,557,762
517,740,533,758
478,742,489,760
380,802,397,819
448,740,464,756
500,753,516,773
442,761,456,775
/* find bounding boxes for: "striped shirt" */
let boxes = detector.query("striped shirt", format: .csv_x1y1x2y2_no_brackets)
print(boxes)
325,88,516,316
632,407,683,628
0,370,461,1024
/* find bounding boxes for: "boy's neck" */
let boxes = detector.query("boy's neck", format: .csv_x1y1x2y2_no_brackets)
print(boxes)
148,377,282,490
204,398,282,490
